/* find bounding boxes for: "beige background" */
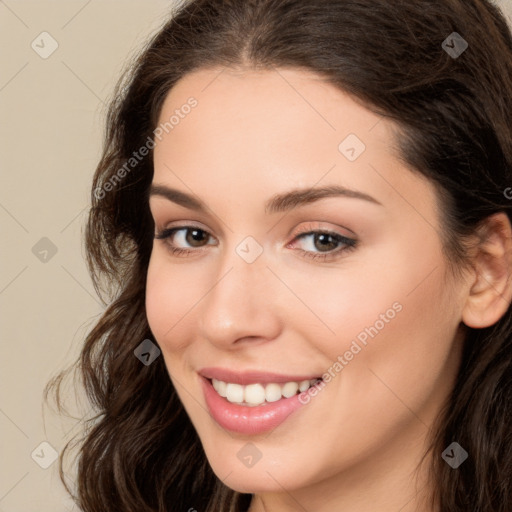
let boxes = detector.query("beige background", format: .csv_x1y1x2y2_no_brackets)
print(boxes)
1,1,511,511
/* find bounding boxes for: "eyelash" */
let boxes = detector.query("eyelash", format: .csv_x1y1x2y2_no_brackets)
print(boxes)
154,225,357,262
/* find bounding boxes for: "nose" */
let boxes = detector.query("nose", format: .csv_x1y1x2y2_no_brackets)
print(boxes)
197,242,282,349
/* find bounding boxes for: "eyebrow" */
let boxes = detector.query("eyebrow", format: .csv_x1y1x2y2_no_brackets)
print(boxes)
149,183,382,214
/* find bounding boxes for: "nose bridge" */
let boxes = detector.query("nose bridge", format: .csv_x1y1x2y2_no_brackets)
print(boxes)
198,237,281,346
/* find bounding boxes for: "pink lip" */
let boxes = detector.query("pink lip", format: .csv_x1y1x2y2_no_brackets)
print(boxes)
200,375,309,435
199,367,321,385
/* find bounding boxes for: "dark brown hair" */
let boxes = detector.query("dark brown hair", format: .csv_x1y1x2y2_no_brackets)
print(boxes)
46,0,512,510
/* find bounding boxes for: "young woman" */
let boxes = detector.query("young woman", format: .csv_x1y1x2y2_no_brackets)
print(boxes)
47,0,512,510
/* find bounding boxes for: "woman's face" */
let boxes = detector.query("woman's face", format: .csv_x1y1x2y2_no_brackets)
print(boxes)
146,67,467,495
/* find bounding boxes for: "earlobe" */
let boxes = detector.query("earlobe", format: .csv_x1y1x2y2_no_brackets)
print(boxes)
462,212,512,329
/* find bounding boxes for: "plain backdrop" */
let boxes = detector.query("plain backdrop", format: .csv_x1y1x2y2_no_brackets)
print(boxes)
1,1,511,511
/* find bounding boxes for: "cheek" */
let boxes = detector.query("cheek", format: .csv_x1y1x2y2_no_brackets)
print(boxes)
293,234,457,378
323,261,460,434
273,258,422,360
145,250,201,351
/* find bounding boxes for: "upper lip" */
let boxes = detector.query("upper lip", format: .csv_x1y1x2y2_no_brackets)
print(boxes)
198,367,322,385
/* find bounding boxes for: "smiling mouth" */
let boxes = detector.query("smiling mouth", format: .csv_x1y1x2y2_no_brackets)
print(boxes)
208,377,323,407
200,371,327,434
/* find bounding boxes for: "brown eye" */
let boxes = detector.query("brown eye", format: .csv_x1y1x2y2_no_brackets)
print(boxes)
154,227,216,251
290,230,357,262
293,230,356,253
311,233,340,252
184,228,209,247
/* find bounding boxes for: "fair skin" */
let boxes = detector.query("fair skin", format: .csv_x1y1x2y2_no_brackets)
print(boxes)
145,66,512,512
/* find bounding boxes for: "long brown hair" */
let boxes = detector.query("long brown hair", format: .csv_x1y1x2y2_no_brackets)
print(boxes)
46,1,512,510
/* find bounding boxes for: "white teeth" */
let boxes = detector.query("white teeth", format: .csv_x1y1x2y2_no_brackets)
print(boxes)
299,380,310,392
265,383,282,403
211,378,320,406
282,381,299,398
225,383,244,403
212,378,227,397
244,383,266,405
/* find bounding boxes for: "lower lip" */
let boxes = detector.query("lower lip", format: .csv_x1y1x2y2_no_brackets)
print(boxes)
201,376,308,435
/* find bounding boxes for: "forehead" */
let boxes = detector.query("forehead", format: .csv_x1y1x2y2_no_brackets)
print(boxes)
156,66,388,145
152,67,436,224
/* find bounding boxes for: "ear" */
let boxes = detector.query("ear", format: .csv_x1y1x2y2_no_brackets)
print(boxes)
462,212,512,328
